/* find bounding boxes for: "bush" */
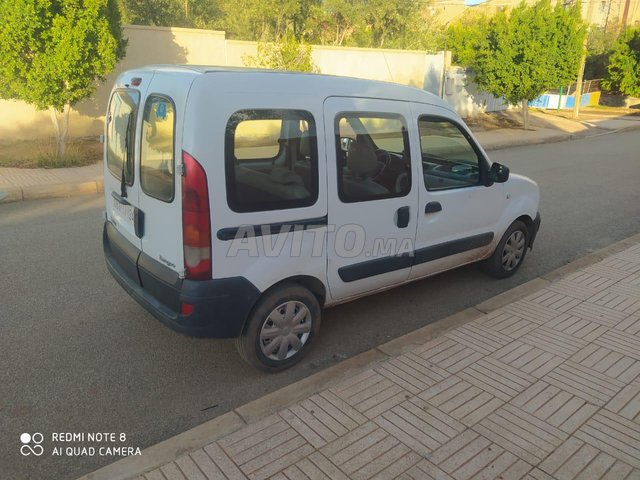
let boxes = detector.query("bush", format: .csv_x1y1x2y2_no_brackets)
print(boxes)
585,25,621,81
244,31,316,72
602,27,640,96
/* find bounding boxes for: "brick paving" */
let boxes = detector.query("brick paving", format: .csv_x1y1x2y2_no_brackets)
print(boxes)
134,243,640,480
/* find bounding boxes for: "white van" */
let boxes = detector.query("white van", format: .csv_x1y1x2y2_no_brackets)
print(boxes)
103,65,540,371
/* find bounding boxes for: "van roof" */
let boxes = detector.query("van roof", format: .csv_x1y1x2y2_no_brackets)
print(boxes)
125,64,452,110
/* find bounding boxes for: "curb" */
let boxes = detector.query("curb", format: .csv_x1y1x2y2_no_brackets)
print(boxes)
482,133,570,151
0,179,104,204
77,230,640,480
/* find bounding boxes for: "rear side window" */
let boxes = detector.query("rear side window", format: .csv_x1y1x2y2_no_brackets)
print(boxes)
141,95,175,202
106,90,139,184
234,119,281,160
225,109,318,213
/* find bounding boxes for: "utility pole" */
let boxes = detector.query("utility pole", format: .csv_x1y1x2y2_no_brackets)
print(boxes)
573,34,588,119
604,0,613,31
622,0,631,26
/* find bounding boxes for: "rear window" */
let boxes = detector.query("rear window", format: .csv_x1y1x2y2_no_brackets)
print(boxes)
225,109,318,213
106,90,139,184
141,95,175,202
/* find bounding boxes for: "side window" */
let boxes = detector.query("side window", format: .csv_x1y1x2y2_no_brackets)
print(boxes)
225,109,318,213
336,114,411,203
106,90,139,184
234,119,281,160
141,95,175,202
419,116,483,191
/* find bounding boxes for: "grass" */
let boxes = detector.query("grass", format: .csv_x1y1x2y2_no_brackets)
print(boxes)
0,137,102,169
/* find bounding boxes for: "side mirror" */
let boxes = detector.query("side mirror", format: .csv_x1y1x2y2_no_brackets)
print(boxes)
486,162,509,186
340,137,354,152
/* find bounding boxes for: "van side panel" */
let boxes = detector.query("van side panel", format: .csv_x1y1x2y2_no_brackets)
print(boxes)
183,76,330,300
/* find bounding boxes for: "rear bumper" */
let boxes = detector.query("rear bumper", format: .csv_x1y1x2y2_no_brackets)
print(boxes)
529,212,541,248
103,221,260,338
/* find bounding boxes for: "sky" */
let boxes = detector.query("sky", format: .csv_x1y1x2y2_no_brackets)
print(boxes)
465,0,488,5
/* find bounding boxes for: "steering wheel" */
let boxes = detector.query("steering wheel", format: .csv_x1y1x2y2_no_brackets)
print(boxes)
373,149,392,180
451,164,476,175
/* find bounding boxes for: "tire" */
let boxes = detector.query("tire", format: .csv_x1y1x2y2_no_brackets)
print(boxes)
481,220,530,279
236,284,321,372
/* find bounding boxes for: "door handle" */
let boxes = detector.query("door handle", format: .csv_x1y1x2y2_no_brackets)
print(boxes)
425,202,442,214
396,206,410,228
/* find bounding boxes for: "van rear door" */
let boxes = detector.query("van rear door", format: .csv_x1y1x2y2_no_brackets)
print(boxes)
104,88,144,251
137,74,186,280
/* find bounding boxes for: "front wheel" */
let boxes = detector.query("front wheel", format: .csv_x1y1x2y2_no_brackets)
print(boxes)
481,221,530,278
236,284,321,372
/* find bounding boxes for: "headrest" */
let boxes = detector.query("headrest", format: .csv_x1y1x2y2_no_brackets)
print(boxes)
347,136,378,177
300,131,311,158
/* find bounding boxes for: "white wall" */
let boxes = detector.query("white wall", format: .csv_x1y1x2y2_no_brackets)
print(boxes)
443,67,510,117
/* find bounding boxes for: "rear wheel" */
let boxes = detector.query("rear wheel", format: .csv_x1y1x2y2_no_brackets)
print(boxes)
481,220,529,278
236,284,321,372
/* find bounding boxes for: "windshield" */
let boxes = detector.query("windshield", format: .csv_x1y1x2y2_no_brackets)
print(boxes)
106,90,140,185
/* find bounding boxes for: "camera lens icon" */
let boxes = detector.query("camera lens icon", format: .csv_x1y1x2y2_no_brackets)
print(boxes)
20,432,44,456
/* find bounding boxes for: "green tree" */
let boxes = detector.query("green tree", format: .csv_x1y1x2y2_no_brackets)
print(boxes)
449,0,585,129
362,0,421,48
585,24,621,80
243,31,316,72
305,0,437,50
118,0,220,29
119,0,185,26
306,0,365,46
448,11,490,64
216,0,311,41
0,0,127,157
602,27,640,96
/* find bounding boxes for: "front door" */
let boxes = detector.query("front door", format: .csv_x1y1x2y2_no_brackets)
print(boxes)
324,97,419,301
409,105,504,280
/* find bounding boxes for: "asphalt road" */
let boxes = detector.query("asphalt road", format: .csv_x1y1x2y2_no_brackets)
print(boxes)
1,130,639,480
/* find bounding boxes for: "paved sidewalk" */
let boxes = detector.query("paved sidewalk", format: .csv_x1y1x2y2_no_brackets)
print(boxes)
0,162,102,189
473,112,640,151
86,241,640,480
0,162,103,202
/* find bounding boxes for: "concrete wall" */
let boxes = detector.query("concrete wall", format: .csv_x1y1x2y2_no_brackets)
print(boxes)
310,45,445,92
443,67,510,117
1,25,448,141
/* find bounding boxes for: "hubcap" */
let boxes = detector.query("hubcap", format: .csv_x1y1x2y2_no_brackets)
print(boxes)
259,301,312,361
502,230,526,271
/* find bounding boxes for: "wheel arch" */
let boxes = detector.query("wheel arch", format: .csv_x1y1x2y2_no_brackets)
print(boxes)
276,275,327,307
514,214,538,248
238,275,327,338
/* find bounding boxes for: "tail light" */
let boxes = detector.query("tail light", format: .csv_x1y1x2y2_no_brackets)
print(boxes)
182,151,211,280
